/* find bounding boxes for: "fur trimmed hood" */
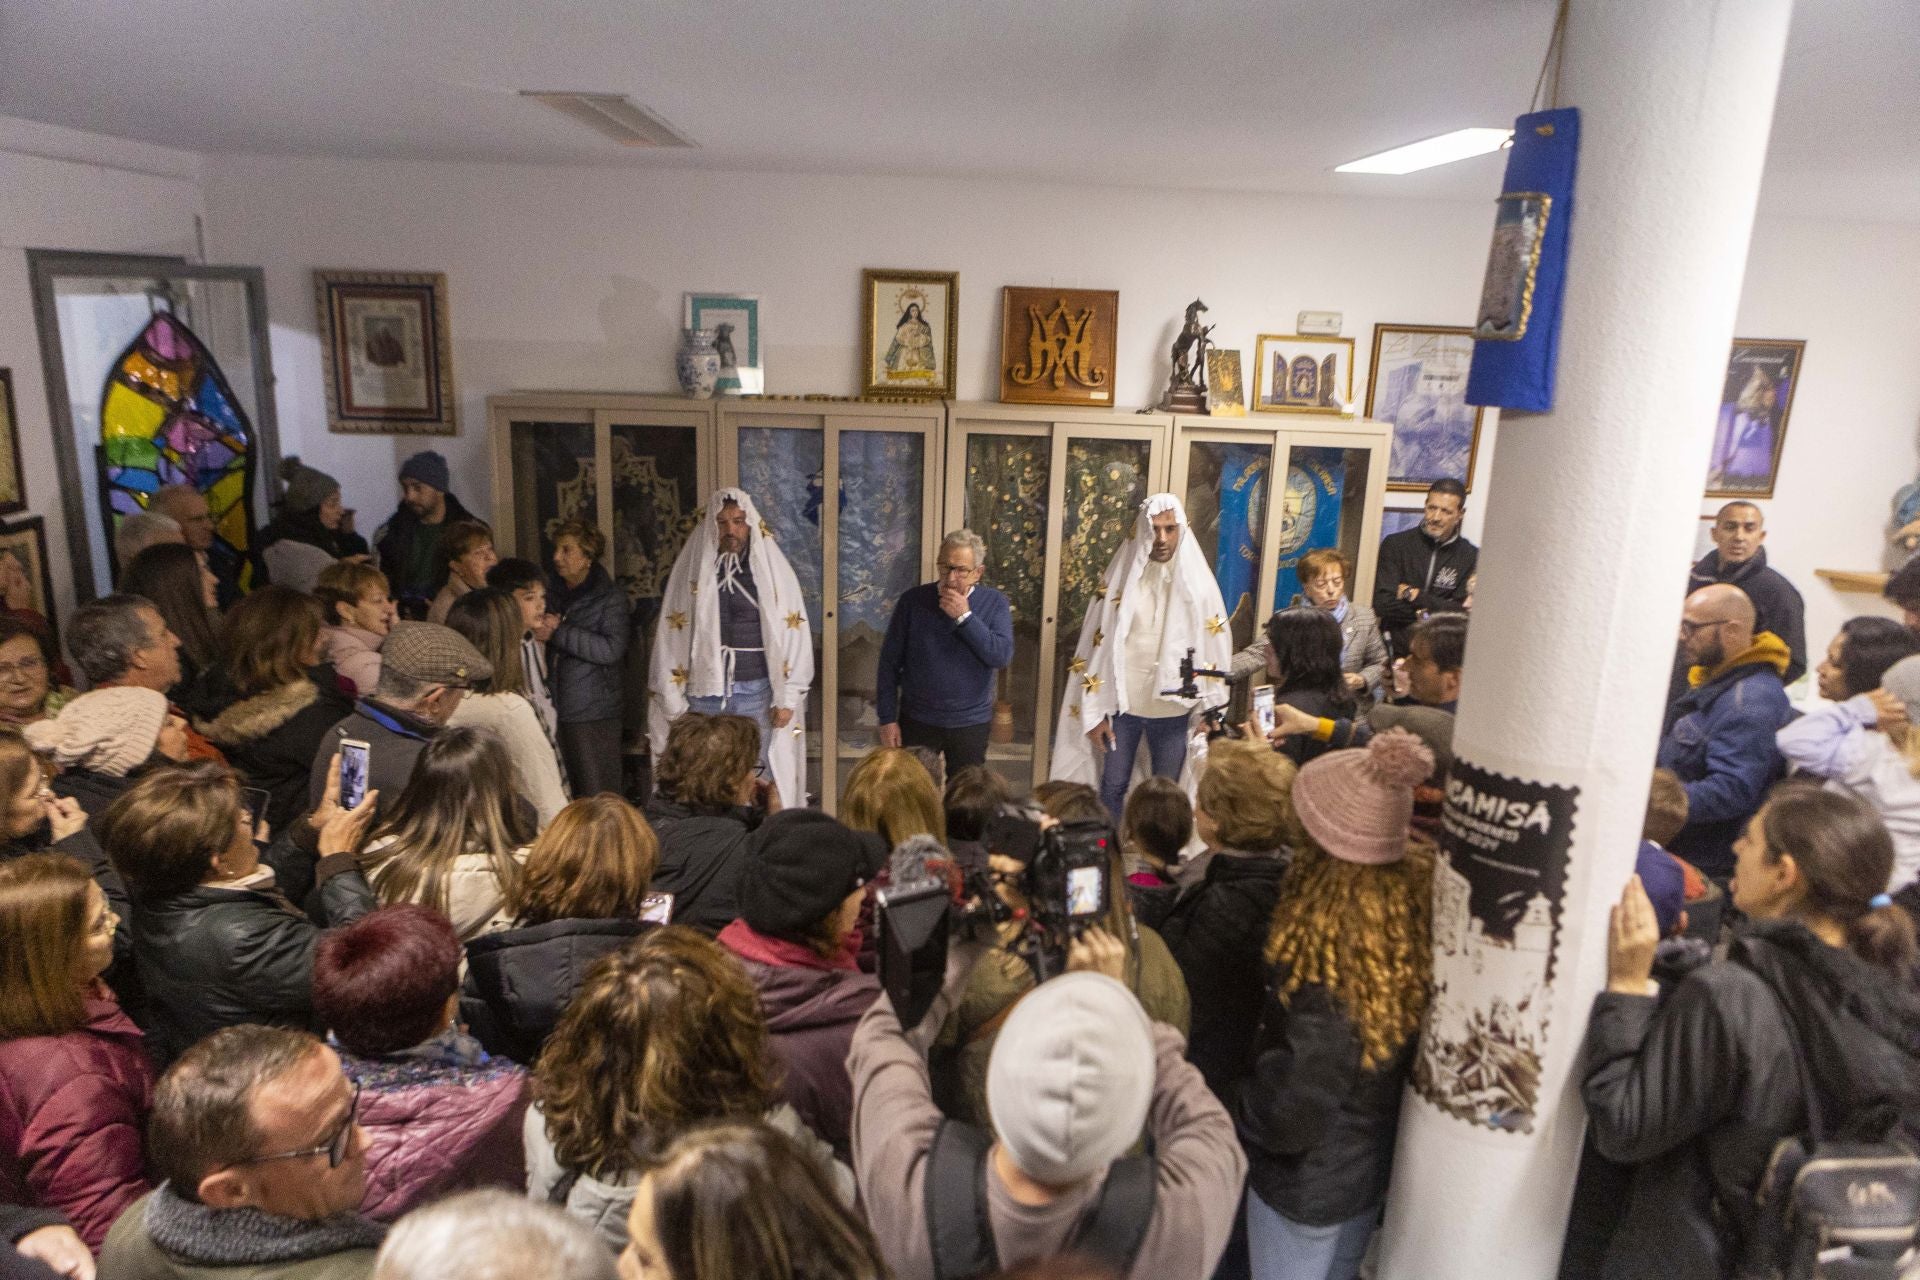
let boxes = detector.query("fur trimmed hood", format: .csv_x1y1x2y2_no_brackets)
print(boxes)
196,680,320,746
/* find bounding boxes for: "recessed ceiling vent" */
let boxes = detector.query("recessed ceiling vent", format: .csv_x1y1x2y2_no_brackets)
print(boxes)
519,92,695,148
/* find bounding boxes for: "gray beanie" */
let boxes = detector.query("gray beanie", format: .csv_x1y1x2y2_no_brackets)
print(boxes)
279,457,340,514
1881,654,1920,721
985,973,1155,1185
400,450,451,493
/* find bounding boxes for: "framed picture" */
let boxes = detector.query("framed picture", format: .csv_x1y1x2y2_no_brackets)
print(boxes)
0,371,24,515
314,270,456,435
1474,192,1552,342
685,293,762,395
862,269,958,398
1206,349,1246,416
1705,338,1805,499
1694,514,1720,562
1367,324,1487,492
1253,334,1355,414
0,516,56,650
1381,508,1425,543
998,286,1118,406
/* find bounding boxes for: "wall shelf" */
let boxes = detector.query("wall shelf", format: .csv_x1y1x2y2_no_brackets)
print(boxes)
1815,568,1890,594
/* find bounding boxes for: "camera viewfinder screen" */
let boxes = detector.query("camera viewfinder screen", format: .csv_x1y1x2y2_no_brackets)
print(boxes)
1066,866,1104,917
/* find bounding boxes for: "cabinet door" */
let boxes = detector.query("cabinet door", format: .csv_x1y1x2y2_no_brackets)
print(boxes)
1270,437,1385,613
500,413,597,564
1172,434,1276,660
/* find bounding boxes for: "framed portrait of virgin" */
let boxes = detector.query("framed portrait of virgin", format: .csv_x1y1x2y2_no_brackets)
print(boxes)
315,270,457,435
861,269,958,398
1705,338,1804,499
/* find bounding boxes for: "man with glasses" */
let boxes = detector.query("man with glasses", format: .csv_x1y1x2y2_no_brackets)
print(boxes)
1657,583,1795,882
100,1025,385,1278
875,529,1013,774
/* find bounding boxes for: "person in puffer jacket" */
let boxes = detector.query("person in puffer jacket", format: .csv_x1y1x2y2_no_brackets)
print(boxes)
1583,782,1920,1279
718,810,884,1161
313,905,529,1222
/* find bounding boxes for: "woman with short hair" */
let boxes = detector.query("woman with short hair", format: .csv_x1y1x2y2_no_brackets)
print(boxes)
526,927,851,1252
0,853,151,1250
447,589,569,828
0,616,71,728
359,726,532,939
428,520,499,626
316,559,397,698
461,794,661,1064
840,747,944,847
645,713,767,933
545,520,629,800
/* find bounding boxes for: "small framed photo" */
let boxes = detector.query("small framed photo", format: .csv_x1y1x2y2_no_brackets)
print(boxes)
314,270,456,435
1367,324,1486,492
0,516,56,650
998,286,1118,406
1380,508,1425,543
1705,339,1805,499
1473,192,1552,342
0,370,25,515
862,269,958,398
1206,349,1246,416
1253,334,1355,414
685,293,763,395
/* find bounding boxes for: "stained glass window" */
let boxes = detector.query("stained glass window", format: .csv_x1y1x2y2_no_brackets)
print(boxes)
99,313,254,587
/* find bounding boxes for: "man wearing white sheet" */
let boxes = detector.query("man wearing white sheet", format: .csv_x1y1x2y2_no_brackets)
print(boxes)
1049,493,1232,820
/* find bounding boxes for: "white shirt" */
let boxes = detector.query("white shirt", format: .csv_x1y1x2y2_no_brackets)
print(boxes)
1123,559,1188,718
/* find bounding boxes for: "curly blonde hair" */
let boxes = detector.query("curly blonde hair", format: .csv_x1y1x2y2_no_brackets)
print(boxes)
1264,838,1436,1070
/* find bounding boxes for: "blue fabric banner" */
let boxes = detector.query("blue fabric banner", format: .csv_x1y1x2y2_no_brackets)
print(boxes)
1273,447,1348,608
1214,443,1268,625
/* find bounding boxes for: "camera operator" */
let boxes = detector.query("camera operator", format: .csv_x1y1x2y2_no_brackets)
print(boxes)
850,920,1245,1280
928,808,1190,1128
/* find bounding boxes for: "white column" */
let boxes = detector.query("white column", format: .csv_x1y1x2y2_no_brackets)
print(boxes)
1374,2,1794,1277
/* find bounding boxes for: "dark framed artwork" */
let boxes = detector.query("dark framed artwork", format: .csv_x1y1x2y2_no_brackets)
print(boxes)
0,516,57,651
315,270,457,435
861,268,958,398
1366,324,1486,492
998,286,1118,407
0,370,24,515
1704,338,1805,499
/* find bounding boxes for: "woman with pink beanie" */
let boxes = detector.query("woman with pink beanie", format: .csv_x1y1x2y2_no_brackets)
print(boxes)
1232,728,1436,1280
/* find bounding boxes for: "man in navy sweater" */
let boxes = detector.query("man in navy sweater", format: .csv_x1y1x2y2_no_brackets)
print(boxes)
876,529,1015,773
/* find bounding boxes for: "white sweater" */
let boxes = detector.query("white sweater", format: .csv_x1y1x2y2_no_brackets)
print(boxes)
1776,694,1920,891
451,691,571,829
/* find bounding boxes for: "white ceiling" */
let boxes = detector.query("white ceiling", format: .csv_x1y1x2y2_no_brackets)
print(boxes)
3,0,1917,217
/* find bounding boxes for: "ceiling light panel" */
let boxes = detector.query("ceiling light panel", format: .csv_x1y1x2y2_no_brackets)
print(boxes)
519,92,695,148
1336,127,1514,175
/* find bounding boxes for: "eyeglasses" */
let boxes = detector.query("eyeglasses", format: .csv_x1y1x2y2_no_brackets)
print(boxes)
936,563,976,577
0,655,45,681
238,1083,360,1169
1678,619,1730,639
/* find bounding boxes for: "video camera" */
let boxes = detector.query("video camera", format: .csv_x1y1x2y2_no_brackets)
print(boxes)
1163,646,1236,741
875,807,1116,1030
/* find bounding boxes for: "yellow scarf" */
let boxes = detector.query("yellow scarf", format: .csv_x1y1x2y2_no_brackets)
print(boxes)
1688,629,1791,688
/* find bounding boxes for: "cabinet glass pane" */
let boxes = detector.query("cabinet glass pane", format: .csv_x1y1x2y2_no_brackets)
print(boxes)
835,431,926,799
1050,437,1152,750
1183,439,1272,655
609,422,701,740
963,434,1050,791
507,420,596,565
1273,444,1373,609
737,425,825,805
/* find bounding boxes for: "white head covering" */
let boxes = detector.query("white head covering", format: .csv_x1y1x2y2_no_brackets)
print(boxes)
648,488,814,805
1048,493,1231,786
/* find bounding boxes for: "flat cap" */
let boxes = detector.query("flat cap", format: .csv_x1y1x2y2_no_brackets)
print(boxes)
381,622,492,688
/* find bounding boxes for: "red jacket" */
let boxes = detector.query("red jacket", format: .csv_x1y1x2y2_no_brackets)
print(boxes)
0,990,154,1251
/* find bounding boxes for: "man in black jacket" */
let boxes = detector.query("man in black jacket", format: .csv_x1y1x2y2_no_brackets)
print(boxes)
375,451,476,620
1664,501,1806,716
1373,479,1476,658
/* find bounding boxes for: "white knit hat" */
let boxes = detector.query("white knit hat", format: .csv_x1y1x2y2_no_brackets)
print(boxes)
985,973,1155,1186
1882,655,1920,722
24,686,170,777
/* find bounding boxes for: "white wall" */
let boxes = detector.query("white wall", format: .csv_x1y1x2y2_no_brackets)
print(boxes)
0,118,206,629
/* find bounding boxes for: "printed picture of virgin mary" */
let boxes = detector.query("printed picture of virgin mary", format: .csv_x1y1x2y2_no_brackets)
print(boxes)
885,302,937,376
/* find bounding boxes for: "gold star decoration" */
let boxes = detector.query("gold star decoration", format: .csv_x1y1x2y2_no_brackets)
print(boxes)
1081,673,1102,696
785,611,804,630
1111,589,1123,606
1205,615,1225,635
1097,579,1108,596
1068,702,1081,719
690,582,699,595
1090,628,1105,650
670,667,689,687
667,611,688,631
759,519,775,540
782,662,792,680
1068,655,1088,674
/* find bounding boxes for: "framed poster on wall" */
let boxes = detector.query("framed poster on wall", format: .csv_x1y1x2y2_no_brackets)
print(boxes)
0,370,25,515
1705,338,1804,499
315,270,457,435
1366,324,1486,493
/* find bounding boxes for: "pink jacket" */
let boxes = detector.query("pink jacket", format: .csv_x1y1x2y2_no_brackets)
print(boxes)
0,990,154,1250
320,625,384,698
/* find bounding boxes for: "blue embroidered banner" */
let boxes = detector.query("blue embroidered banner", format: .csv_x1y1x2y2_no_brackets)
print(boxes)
1214,443,1268,625
1273,447,1348,608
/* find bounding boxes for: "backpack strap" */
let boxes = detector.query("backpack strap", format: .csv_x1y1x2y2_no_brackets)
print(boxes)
1067,1154,1158,1273
926,1120,999,1280
545,1167,581,1208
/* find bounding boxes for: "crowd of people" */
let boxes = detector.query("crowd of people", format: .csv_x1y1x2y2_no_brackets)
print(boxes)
3,463,1920,1280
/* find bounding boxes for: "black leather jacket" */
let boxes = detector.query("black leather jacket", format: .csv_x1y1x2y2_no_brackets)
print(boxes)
1159,850,1291,1097
461,916,654,1064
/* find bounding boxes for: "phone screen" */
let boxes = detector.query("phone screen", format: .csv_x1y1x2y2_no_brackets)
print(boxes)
338,741,370,810
241,787,271,834
1253,685,1276,736
1065,865,1105,918
639,891,675,925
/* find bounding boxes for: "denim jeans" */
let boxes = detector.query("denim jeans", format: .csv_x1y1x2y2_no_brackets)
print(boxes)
1244,1190,1375,1280
688,676,775,770
1098,710,1190,820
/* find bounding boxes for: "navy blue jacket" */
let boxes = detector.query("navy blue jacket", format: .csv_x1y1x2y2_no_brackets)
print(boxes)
875,583,1014,728
546,564,631,724
1657,650,1795,878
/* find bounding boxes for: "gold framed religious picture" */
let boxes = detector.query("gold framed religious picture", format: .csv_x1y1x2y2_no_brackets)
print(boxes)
1253,334,1355,415
1704,338,1805,499
862,269,958,398
0,516,56,650
997,286,1118,407
0,370,25,515
314,270,457,435
1205,349,1246,416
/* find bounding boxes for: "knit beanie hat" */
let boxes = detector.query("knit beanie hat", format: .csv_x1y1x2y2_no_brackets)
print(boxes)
24,686,170,778
1881,655,1920,722
986,973,1155,1186
1291,727,1435,865
399,450,451,494
741,809,887,936
278,456,341,514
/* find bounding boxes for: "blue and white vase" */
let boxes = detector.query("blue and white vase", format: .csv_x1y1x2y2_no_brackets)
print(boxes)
676,328,721,399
